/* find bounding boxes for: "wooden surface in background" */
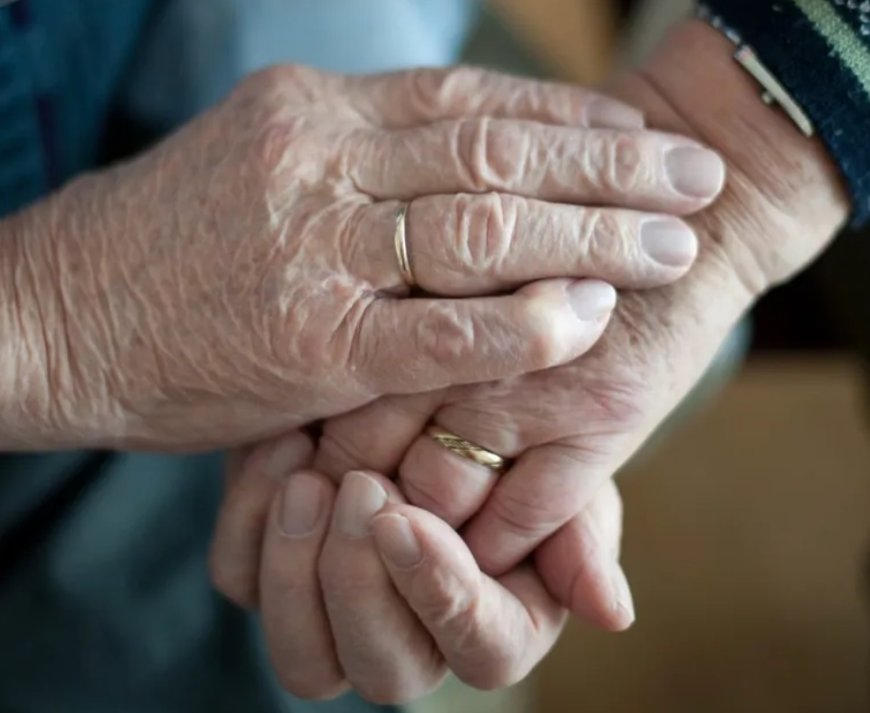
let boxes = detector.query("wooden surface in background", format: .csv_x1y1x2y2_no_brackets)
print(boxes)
536,358,870,712
489,0,618,82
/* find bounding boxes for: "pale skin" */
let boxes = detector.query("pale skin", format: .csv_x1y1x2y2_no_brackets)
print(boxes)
209,20,851,705
0,67,722,452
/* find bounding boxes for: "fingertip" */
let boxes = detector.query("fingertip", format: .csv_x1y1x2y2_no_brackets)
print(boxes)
665,144,726,204
332,471,389,539
640,217,699,271
511,278,617,372
343,469,388,489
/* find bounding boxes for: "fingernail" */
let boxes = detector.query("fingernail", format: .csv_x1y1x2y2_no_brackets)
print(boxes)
568,280,617,322
280,472,325,537
665,146,725,199
335,471,387,539
611,565,636,627
373,514,422,569
586,100,645,130
640,218,698,268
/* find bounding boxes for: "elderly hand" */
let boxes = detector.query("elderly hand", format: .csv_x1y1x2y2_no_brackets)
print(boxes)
0,65,724,451
307,20,850,606
211,441,629,704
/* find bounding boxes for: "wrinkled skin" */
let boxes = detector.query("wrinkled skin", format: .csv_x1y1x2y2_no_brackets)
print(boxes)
317,23,848,577
210,21,850,704
0,66,720,450
214,440,627,704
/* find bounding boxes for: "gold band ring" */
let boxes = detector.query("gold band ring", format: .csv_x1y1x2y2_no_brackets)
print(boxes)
394,204,416,288
426,425,508,472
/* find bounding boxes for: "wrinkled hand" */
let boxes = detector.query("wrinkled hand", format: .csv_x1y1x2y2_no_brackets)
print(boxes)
211,440,629,704
310,21,850,606
2,65,718,450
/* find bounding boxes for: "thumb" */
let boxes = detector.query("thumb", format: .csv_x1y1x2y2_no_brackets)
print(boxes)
372,505,566,690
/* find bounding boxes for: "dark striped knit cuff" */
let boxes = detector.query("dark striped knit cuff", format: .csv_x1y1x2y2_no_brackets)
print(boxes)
702,0,870,226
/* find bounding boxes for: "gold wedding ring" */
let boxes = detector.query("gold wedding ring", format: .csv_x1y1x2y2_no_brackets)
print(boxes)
394,203,416,288
426,425,508,472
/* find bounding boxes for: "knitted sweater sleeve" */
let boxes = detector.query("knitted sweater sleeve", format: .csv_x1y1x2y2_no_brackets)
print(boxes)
701,0,870,225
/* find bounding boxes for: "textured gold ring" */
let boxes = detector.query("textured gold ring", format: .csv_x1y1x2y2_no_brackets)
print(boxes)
394,203,416,288
426,425,508,472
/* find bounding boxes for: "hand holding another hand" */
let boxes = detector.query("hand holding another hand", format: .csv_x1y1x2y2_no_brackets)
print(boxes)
214,449,629,704
210,20,850,707
2,66,718,451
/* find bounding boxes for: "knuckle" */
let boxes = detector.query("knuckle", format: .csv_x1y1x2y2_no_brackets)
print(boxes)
253,116,312,176
606,134,645,192
517,301,565,370
316,429,368,479
237,65,286,97
277,281,369,379
346,296,392,384
413,568,480,633
456,118,526,190
407,66,479,118
439,65,482,90
452,193,514,273
581,209,633,267
526,329,564,371
586,134,646,194
414,304,477,365
231,65,323,124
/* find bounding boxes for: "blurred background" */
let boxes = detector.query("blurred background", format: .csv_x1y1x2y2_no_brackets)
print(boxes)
411,1,870,711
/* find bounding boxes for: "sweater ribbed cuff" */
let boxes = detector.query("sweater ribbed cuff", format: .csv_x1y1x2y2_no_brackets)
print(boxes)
701,0,870,226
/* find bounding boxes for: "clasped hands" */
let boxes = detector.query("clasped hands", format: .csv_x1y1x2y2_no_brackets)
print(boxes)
206,18,851,702
206,22,851,704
